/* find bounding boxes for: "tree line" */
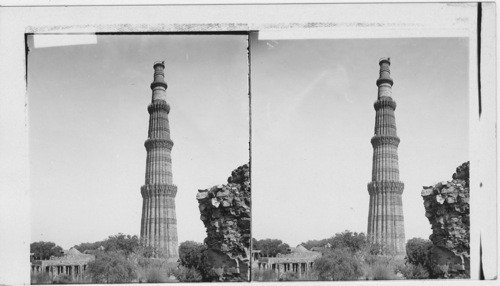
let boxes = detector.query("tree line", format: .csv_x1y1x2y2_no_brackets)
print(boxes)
31,231,437,283
252,230,434,281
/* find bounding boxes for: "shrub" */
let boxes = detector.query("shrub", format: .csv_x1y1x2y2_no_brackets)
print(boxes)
362,254,404,280
53,274,73,284
252,269,278,282
370,263,397,280
173,265,203,282
30,272,52,284
279,271,299,281
135,257,178,283
400,263,430,279
87,251,137,283
314,248,363,281
435,264,450,278
144,267,168,283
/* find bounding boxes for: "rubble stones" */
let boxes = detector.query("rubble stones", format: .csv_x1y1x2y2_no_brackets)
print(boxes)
421,161,470,278
197,163,250,281
452,162,469,183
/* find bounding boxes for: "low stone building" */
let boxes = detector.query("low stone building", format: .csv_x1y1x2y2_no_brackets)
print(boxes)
255,245,321,278
31,247,95,280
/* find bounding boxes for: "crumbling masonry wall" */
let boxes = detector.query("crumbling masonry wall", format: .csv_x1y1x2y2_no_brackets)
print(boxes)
421,161,469,278
196,164,251,281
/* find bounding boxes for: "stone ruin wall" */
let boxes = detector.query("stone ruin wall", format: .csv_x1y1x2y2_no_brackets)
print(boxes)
421,161,470,278
196,163,251,281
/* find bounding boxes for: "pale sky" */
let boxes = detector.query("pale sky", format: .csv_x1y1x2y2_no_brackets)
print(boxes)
29,34,469,250
29,34,249,249
251,35,469,246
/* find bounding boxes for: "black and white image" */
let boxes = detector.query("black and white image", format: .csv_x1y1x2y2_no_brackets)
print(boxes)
0,2,496,285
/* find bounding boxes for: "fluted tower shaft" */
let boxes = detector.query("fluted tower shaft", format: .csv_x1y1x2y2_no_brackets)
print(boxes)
367,58,405,256
140,61,179,259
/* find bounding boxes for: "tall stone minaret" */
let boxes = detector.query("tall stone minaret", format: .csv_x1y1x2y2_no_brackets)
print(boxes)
367,58,406,256
140,61,179,259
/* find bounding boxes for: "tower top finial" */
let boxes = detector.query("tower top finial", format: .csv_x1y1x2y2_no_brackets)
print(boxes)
376,57,393,87
151,61,168,91
153,61,165,69
379,57,391,65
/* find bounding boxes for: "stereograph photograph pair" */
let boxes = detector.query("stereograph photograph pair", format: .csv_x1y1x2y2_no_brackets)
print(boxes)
0,1,496,285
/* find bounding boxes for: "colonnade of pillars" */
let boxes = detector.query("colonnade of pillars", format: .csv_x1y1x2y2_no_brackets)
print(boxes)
258,262,314,278
31,264,87,279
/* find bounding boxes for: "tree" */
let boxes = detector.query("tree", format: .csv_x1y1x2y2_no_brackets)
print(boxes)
73,233,140,256
251,238,258,249
253,239,289,257
406,238,432,268
30,241,64,260
330,231,367,253
314,248,363,281
102,233,139,256
302,230,368,254
87,251,137,283
301,238,329,251
134,245,156,259
73,241,103,253
179,241,208,269
178,241,211,281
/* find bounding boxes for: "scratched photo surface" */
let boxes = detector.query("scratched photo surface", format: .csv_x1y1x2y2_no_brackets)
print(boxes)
251,35,469,281
28,34,250,283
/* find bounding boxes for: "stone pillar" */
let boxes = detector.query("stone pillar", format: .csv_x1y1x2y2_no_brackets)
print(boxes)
140,61,179,259
367,58,406,256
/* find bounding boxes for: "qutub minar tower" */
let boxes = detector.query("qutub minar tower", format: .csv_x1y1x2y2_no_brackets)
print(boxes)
140,61,179,259
367,58,406,256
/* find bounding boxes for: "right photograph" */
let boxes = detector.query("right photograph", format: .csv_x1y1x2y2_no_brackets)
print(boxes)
251,35,469,281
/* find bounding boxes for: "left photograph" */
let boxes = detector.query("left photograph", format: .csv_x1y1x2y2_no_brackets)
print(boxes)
28,34,250,283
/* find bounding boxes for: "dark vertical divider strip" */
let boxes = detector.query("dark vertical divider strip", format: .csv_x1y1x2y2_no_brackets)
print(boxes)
477,2,482,118
247,31,252,282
